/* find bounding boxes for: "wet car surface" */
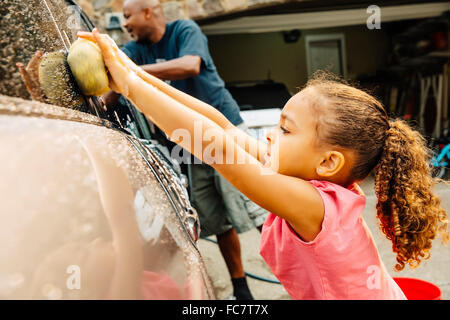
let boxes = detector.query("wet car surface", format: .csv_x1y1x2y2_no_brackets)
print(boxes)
0,95,215,299
0,0,215,299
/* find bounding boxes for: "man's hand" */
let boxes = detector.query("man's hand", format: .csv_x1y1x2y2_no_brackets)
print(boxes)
140,55,201,81
16,50,46,102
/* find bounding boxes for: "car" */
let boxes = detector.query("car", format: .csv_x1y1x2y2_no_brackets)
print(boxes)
226,79,292,112
0,0,215,300
227,80,291,142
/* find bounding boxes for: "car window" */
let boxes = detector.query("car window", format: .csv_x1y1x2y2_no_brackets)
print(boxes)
0,96,213,299
0,0,125,126
0,0,92,100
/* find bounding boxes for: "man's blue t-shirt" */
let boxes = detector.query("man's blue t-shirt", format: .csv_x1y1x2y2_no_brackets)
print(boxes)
121,19,243,126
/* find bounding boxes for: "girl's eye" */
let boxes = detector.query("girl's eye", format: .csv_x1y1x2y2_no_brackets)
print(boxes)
280,125,289,134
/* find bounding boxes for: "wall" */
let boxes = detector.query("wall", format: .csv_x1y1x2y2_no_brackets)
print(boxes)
207,25,390,94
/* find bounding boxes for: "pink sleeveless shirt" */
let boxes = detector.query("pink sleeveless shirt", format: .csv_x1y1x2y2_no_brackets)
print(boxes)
259,180,406,300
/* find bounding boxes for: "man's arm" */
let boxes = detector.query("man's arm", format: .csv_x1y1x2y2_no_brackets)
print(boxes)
140,55,201,81
102,55,201,107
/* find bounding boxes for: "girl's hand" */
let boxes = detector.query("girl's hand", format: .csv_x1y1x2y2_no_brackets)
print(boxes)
77,29,138,98
78,30,151,89
16,50,46,102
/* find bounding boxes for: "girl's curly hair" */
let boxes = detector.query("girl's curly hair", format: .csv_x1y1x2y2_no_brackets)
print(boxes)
304,71,449,271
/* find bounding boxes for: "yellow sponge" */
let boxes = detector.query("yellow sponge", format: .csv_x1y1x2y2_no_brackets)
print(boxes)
38,51,85,109
67,39,110,96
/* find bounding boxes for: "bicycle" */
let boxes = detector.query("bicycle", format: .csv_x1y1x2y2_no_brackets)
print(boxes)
431,142,450,179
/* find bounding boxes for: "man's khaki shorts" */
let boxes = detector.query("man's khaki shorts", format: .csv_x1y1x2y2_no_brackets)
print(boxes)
187,123,268,238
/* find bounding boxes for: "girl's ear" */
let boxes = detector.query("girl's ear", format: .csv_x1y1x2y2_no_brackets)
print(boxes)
316,151,345,177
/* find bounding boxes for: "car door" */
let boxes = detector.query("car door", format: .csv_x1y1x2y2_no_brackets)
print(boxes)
0,94,215,300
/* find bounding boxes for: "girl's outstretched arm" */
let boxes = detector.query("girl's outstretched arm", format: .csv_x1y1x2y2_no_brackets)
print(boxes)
77,30,267,163
86,30,324,242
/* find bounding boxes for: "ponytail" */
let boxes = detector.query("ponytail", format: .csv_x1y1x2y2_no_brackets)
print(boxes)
374,120,449,271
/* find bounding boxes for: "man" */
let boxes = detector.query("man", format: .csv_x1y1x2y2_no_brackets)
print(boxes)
103,0,268,300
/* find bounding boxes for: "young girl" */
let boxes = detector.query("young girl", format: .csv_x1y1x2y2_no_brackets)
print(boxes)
78,29,449,300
